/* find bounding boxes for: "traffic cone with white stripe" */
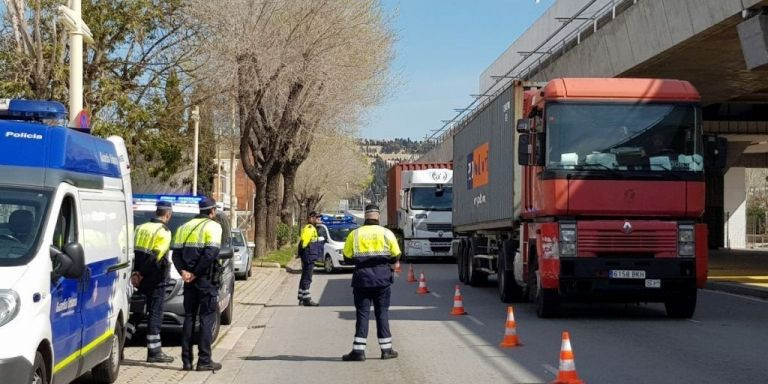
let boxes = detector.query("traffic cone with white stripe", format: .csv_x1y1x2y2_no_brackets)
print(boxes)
551,331,583,384
499,306,521,348
407,264,417,283
416,272,430,294
394,260,402,274
450,285,467,315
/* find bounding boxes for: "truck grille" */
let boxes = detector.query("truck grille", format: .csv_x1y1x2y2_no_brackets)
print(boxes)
426,223,452,232
577,221,677,257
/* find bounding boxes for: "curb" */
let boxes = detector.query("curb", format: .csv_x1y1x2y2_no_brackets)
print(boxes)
285,258,303,274
705,281,768,300
253,261,282,269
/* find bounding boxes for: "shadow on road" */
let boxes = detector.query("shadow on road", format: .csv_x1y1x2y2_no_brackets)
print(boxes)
243,355,342,362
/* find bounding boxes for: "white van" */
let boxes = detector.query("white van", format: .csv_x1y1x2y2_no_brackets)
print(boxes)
0,100,132,384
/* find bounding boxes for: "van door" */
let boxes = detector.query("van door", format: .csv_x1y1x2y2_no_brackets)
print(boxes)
49,193,83,383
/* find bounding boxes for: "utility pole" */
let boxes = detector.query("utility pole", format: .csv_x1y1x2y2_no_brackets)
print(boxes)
191,105,200,196
58,0,94,128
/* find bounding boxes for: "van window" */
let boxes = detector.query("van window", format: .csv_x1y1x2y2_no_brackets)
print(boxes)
0,188,50,266
53,196,78,249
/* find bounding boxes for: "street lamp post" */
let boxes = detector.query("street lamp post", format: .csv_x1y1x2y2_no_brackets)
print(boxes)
58,0,94,128
191,105,200,196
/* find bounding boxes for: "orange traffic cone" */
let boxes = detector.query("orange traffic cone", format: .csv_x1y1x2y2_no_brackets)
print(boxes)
394,260,402,274
551,331,584,384
499,306,521,348
416,272,430,294
407,264,417,283
450,285,467,316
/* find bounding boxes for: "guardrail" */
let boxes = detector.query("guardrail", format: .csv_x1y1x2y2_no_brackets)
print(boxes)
427,0,638,144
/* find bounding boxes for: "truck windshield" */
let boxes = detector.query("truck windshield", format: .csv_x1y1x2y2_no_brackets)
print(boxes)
546,103,702,172
0,188,50,267
410,186,452,211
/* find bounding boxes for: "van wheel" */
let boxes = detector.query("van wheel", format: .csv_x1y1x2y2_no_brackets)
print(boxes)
247,259,253,278
212,309,222,342
30,351,48,384
91,323,122,383
220,284,235,326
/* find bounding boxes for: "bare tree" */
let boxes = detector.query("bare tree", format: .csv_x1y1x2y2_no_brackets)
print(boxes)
189,0,394,256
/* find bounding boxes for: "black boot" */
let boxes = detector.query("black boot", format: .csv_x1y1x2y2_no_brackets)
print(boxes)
342,351,366,362
196,361,223,371
381,349,399,360
147,351,175,363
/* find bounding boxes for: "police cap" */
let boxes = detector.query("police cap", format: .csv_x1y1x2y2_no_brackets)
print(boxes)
199,196,217,211
364,204,380,214
156,201,173,211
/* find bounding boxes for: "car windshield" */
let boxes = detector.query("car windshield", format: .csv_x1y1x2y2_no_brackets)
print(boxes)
0,187,51,267
133,210,232,248
327,225,357,242
546,103,703,172
410,186,452,210
231,232,245,246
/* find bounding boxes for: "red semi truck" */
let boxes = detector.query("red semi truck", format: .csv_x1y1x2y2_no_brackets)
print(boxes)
453,78,709,318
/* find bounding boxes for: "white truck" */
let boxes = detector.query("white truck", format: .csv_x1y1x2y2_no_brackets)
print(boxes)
386,164,454,260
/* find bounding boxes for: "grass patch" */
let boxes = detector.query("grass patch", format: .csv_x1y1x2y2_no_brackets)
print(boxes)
259,247,296,267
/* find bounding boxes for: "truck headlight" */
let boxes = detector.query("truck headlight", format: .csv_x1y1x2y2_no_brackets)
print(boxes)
0,290,20,327
678,225,695,257
559,223,577,257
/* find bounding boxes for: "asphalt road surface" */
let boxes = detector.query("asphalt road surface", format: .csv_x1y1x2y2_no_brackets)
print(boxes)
224,263,767,384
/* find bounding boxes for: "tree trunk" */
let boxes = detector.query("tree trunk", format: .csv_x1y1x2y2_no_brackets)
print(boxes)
281,165,298,226
265,172,281,251
253,183,267,258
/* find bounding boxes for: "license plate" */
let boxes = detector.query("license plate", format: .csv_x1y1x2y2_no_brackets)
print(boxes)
609,270,646,279
645,279,661,288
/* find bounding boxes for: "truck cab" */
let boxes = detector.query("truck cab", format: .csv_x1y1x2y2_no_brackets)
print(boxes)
0,99,132,383
398,169,454,259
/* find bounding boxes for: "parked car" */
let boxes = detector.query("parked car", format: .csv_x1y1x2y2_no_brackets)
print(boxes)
131,195,236,342
315,213,359,273
232,229,253,280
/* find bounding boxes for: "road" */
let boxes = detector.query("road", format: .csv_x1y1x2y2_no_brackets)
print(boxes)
84,263,768,384
208,263,768,384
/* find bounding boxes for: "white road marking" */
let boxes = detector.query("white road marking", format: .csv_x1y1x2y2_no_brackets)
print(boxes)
687,319,702,324
705,289,768,303
542,364,558,376
467,315,484,326
430,292,441,298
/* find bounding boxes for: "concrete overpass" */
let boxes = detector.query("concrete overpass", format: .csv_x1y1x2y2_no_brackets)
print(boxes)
419,0,768,249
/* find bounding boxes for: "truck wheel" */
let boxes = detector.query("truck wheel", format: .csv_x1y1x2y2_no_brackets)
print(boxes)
530,265,559,318
91,322,122,383
467,239,488,287
457,240,467,283
30,351,48,384
498,240,523,303
665,288,697,319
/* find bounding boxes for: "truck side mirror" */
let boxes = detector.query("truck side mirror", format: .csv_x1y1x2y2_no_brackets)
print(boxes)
704,135,727,171
516,118,531,133
518,134,530,166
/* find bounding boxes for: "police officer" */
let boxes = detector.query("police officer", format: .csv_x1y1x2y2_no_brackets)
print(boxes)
341,204,401,362
297,211,322,306
171,197,223,372
126,201,174,363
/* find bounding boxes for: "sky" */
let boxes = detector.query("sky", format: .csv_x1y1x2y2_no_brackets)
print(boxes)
361,0,556,140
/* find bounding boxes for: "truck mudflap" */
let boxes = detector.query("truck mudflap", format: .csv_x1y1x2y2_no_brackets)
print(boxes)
557,258,697,301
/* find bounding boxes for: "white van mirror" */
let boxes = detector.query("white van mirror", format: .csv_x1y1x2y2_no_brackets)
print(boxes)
219,247,234,260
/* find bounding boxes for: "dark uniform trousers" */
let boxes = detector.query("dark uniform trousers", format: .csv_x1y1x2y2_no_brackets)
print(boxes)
181,280,218,366
298,260,314,300
126,285,165,353
353,286,392,341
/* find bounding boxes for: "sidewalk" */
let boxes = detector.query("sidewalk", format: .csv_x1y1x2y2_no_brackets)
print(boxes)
706,249,768,299
86,267,288,384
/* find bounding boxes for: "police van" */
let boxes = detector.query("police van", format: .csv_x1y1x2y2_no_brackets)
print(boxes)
316,213,359,273
0,100,133,384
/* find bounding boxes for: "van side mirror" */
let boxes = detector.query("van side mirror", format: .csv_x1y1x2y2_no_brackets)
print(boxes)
516,118,531,133
219,247,234,260
50,243,85,280
518,134,531,166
